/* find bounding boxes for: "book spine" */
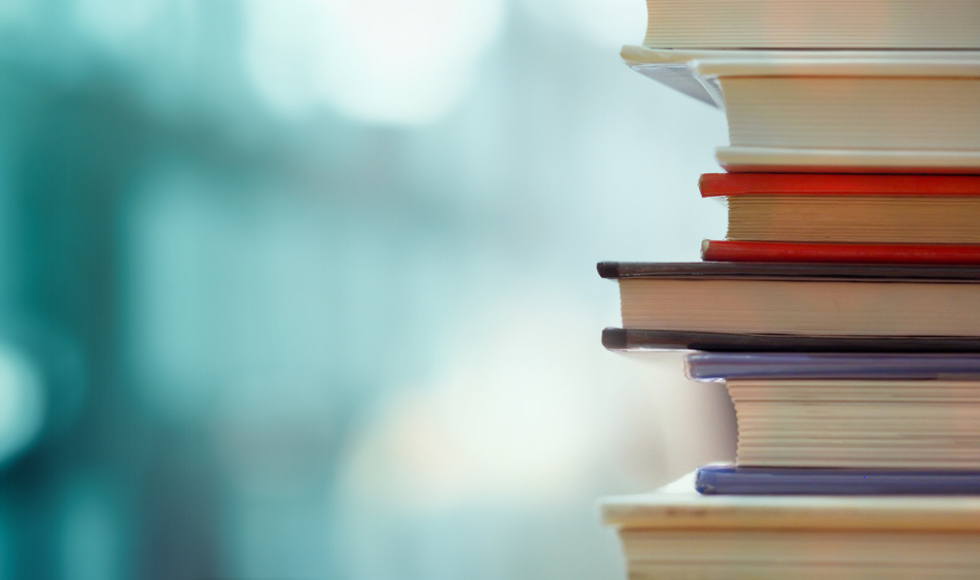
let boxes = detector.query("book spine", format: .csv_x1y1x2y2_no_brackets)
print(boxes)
701,240,980,265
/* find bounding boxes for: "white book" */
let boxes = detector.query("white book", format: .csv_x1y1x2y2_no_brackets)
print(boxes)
601,473,980,578
729,380,980,470
622,47,980,172
641,0,980,50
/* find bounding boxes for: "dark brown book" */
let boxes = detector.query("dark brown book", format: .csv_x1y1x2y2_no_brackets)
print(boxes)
597,261,980,281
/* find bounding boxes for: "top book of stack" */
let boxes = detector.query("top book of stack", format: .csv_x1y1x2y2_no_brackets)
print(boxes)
627,1,980,172
642,0,980,49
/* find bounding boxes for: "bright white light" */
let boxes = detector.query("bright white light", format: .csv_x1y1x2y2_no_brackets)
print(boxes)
243,0,504,125
0,345,44,465
339,290,608,509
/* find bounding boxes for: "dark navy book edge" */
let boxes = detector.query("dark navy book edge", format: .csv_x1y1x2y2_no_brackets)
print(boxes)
602,328,980,353
596,261,980,281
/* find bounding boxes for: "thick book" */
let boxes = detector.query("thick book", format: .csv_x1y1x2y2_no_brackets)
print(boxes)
621,48,980,172
638,1,980,50
599,262,980,340
701,173,980,246
686,352,980,381
726,379,980,470
695,465,980,496
602,474,980,577
704,57,980,172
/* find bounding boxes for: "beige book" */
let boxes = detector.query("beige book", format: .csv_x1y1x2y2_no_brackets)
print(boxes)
601,474,980,578
640,1,980,50
724,195,980,244
620,47,980,172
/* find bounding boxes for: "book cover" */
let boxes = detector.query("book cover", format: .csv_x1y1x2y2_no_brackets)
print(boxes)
597,261,980,281
602,328,980,353
699,173,980,197
695,465,980,496
701,240,980,265
686,352,980,380
601,473,980,531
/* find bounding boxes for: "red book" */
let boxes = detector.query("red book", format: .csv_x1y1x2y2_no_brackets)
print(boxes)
699,173,980,247
699,173,980,197
702,240,980,265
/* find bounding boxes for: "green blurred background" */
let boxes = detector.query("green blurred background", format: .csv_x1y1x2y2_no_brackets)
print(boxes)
0,1,735,578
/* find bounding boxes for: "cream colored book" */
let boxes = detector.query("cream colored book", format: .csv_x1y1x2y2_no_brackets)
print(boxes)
729,380,980,470
602,473,980,578
599,262,980,339
640,1,980,50
723,194,980,245
621,47,980,172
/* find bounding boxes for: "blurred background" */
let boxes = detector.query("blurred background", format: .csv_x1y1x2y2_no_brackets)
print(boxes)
0,1,736,578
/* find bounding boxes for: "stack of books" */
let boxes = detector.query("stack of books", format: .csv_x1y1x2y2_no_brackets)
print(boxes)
600,1,980,576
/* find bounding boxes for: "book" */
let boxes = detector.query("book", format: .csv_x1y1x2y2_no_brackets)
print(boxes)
703,57,980,172
695,464,980,496
716,147,980,174
602,327,980,353
726,379,980,470
685,352,980,381
602,474,980,577
599,262,980,339
620,48,980,172
638,1,980,50
700,173,980,245
621,46,980,107
701,240,980,265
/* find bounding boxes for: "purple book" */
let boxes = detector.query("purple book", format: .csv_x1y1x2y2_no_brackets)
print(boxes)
686,352,980,381
696,465,980,495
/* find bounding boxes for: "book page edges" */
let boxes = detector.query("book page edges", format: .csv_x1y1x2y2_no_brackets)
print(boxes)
601,488,980,532
717,147,980,174
694,58,980,78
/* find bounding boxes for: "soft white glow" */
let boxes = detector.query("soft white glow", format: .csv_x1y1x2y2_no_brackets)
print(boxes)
243,0,504,125
0,345,44,465
339,290,608,509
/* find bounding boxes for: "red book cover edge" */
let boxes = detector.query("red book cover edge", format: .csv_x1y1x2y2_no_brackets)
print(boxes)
701,240,980,265
699,173,980,198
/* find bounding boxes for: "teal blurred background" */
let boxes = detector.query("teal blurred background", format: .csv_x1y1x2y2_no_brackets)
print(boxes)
0,1,735,578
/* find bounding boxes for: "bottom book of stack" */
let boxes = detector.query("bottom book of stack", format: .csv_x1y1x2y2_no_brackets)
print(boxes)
601,473,980,579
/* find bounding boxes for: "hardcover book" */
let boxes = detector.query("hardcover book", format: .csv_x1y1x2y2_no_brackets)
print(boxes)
700,172,980,245
602,474,980,578
639,1,980,50
599,262,980,339
621,48,980,172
